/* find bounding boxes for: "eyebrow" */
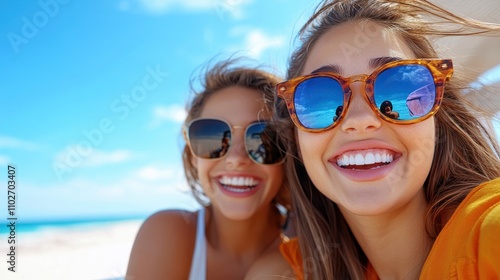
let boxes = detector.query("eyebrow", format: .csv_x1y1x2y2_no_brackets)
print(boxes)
311,64,342,75
310,56,403,75
369,56,403,69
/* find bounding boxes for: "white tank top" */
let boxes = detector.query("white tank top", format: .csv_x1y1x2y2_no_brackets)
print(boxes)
189,208,206,280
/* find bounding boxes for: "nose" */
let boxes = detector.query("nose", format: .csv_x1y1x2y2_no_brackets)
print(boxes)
340,83,382,133
225,130,251,169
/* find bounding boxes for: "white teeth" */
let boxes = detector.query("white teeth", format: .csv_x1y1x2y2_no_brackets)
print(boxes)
355,154,364,165
219,176,259,193
365,153,375,164
337,151,394,167
219,176,258,186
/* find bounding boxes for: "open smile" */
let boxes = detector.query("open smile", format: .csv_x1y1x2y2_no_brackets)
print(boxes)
218,175,259,193
336,149,395,170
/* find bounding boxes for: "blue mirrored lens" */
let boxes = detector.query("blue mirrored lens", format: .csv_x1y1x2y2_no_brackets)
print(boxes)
294,77,344,129
188,119,231,159
374,65,435,120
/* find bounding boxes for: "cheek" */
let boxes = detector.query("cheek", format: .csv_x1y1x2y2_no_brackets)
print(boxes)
196,160,217,196
297,130,333,186
405,119,435,163
297,130,331,161
396,118,436,184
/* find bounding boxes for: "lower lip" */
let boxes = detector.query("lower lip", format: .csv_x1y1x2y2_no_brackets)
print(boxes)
330,158,399,182
217,183,261,198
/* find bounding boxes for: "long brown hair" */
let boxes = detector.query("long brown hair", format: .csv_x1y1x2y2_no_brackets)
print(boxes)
274,0,500,278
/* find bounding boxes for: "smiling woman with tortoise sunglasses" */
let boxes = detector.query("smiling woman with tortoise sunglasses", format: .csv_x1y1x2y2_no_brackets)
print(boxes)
274,0,500,279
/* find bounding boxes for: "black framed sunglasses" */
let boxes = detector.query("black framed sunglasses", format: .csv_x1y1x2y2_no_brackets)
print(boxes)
184,118,284,165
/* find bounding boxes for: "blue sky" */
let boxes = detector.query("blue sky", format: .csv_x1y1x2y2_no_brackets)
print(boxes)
0,0,318,221
1,0,499,222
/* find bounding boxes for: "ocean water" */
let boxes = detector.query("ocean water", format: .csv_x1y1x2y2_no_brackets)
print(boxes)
0,215,148,235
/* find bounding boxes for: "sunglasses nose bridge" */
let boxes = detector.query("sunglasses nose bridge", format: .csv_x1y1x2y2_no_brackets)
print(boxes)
227,126,247,155
347,74,369,84
340,74,382,127
346,74,371,103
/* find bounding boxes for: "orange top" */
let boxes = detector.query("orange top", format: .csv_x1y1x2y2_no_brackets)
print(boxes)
420,178,500,279
279,237,303,279
280,178,500,279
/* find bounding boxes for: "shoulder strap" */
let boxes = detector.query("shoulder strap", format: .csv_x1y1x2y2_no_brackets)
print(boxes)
189,208,207,280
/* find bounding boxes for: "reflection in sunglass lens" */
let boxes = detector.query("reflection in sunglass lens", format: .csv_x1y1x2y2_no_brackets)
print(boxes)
188,119,284,165
294,77,344,130
246,123,284,164
188,119,231,159
374,65,435,120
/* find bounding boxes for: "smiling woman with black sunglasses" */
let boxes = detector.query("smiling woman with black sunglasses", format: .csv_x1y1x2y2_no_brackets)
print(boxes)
126,58,294,279
275,0,500,279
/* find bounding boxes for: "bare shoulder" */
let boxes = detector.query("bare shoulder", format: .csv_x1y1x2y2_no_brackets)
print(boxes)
244,250,296,280
126,209,199,279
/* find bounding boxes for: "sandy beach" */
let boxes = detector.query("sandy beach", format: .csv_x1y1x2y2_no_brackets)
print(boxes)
0,219,143,280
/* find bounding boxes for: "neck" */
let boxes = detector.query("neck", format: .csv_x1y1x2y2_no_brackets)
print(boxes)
206,205,282,258
342,191,432,280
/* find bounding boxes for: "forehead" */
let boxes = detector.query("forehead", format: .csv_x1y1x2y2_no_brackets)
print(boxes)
302,21,415,76
199,86,270,123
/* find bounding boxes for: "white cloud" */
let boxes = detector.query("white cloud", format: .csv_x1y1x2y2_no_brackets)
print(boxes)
0,136,38,150
136,165,175,181
230,28,285,59
149,104,187,128
244,30,285,58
